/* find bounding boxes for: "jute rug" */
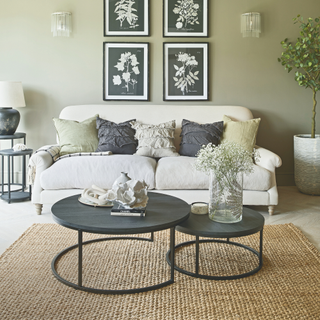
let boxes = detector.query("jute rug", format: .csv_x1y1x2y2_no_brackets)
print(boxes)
0,223,319,320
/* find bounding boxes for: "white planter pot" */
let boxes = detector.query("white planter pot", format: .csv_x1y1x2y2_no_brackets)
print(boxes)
294,134,320,195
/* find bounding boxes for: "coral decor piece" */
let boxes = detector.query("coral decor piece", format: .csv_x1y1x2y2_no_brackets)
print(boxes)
13,144,27,152
81,180,148,209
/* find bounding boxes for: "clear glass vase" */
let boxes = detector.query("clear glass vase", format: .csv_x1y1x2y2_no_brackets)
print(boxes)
209,170,243,223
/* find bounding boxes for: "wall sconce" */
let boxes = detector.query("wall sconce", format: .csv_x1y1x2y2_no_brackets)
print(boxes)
51,12,72,37
241,12,261,38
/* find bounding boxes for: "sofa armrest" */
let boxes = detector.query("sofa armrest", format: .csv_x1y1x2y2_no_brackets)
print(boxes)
28,145,60,204
254,145,282,172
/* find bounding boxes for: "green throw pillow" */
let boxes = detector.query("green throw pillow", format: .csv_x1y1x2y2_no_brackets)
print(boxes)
221,115,261,152
53,115,99,156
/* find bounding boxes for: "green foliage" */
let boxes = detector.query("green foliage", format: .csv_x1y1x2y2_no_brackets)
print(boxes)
278,15,320,137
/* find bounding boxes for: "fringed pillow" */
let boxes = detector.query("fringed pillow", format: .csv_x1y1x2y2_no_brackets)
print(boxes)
131,120,179,158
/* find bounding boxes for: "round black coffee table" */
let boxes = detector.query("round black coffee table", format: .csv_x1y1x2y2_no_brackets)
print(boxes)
166,207,265,280
51,192,190,294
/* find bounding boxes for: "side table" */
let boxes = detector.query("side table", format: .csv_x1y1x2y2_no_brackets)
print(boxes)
0,148,33,203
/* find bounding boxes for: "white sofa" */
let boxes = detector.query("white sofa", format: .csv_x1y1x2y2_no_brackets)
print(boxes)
29,104,282,215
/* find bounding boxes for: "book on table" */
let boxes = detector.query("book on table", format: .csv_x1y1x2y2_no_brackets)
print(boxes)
111,204,146,216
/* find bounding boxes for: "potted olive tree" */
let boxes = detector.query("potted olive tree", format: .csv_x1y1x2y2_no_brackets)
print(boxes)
278,15,320,195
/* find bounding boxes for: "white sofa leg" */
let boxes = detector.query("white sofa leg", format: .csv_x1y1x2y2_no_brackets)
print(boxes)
268,205,275,216
35,203,43,215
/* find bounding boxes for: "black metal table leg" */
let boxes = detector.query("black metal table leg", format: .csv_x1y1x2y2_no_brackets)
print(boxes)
7,155,11,203
259,229,263,268
170,227,175,281
195,235,199,275
78,230,83,287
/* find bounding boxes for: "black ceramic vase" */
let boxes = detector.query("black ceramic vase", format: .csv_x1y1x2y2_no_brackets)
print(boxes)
0,108,20,135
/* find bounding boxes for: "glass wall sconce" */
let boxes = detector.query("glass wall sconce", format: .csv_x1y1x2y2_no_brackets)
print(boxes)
51,12,72,37
241,12,261,38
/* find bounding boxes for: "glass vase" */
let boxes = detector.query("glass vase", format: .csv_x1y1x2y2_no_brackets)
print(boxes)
209,170,243,223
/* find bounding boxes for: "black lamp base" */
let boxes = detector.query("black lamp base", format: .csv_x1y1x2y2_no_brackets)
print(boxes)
0,108,20,135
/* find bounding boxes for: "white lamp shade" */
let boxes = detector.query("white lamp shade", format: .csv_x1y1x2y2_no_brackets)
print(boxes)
0,81,26,108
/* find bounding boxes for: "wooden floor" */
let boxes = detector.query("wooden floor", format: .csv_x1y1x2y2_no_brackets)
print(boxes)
0,186,319,255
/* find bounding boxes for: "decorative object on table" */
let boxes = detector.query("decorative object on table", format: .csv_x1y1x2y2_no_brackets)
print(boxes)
131,120,179,157
12,143,27,152
112,172,132,188
194,142,258,223
0,81,26,135
179,119,224,157
103,42,149,101
163,0,208,37
241,12,261,38
51,12,72,37
163,42,209,101
278,15,320,195
107,179,149,209
80,185,113,207
104,0,150,37
190,202,208,215
95,117,137,154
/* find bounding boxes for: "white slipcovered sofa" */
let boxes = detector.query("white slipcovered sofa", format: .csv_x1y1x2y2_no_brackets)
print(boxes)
29,104,282,215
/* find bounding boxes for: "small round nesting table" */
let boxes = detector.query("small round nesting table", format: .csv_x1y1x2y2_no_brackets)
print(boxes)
167,207,265,280
51,192,190,295
0,148,33,203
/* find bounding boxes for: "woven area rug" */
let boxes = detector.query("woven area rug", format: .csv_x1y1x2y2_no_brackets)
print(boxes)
0,223,319,320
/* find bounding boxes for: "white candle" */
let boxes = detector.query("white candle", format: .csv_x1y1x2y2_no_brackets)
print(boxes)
191,202,208,215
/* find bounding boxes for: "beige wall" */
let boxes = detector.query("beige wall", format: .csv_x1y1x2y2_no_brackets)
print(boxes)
1,0,320,185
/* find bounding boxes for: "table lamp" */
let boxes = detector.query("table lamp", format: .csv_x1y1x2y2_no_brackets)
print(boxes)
0,81,26,135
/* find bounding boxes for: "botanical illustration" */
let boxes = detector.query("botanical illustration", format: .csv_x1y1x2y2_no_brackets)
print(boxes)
113,52,140,93
173,52,199,95
173,0,200,30
114,0,139,29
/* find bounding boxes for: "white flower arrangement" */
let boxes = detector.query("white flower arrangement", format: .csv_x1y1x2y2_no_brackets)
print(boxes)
194,141,259,222
194,141,258,178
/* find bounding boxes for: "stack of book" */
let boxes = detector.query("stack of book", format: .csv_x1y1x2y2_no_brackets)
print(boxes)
111,204,146,217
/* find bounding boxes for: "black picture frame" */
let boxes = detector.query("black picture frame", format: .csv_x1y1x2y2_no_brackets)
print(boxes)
163,0,208,37
103,42,149,101
163,42,209,101
104,0,150,36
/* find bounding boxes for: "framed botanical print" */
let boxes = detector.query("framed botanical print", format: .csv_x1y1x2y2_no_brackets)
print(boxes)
104,0,150,36
163,0,208,37
103,42,149,101
163,42,209,101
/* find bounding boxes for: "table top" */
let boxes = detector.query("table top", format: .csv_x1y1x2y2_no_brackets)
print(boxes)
52,192,190,235
0,148,33,156
176,207,265,238
0,132,26,140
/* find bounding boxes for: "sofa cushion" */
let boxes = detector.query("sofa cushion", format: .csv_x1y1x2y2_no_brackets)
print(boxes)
96,117,137,154
40,155,156,190
221,115,261,152
179,119,224,157
131,120,179,157
155,156,272,191
53,115,99,156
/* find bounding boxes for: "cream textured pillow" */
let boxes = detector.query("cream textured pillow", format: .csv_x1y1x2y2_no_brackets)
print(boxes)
221,115,261,152
131,120,179,157
53,115,99,156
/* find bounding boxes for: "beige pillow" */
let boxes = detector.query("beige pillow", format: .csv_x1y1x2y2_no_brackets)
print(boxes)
53,115,99,156
131,120,179,157
221,115,261,152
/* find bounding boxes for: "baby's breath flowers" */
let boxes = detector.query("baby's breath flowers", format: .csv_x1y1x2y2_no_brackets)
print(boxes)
194,141,259,222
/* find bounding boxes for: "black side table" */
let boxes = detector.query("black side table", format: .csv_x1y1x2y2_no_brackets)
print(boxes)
0,148,33,203
167,208,265,280
0,132,26,193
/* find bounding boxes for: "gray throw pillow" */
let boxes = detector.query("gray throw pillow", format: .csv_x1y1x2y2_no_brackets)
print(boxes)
179,119,224,157
96,117,137,154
